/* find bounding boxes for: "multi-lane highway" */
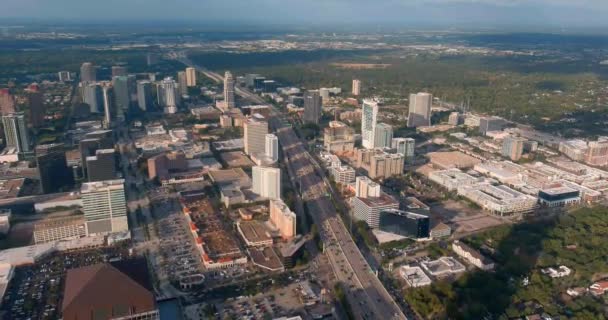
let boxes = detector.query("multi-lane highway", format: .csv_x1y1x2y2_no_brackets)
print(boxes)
176,53,406,319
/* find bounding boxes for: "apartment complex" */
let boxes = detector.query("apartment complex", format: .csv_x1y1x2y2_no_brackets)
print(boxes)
270,199,297,240
323,121,355,154
355,148,404,179
252,166,281,199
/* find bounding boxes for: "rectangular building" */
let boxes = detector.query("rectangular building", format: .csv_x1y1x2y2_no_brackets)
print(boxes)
352,192,399,228
270,199,297,240
81,179,128,235
33,216,86,244
252,166,281,199
408,92,432,128
324,121,355,154
244,115,268,156
86,149,116,182
378,209,430,239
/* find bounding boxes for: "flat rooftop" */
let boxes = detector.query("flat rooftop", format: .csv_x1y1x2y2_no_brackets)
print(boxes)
34,215,85,232
208,168,251,187
81,179,125,193
356,192,398,208
248,247,284,272
238,221,272,245
0,178,25,200
220,151,255,168
427,151,481,169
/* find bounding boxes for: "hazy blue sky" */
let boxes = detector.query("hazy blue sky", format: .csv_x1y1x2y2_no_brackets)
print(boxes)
1,0,607,29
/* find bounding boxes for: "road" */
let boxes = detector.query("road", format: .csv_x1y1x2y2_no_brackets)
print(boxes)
174,53,406,320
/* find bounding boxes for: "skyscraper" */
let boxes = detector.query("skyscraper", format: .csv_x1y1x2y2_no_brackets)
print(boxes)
111,66,127,77
224,71,235,109
158,77,180,114
361,99,379,149
2,112,30,153
244,115,268,156
352,79,361,96
186,67,197,87
408,92,432,128
374,123,393,149
27,84,45,128
80,62,96,83
265,134,279,162
35,143,73,194
81,179,128,235
303,91,322,124
102,85,114,128
0,89,16,115
136,81,153,111
252,166,281,199
392,137,415,160
83,83,103,113
502,137,525,161
177,71,188,96
112,75,134,121
86,149,117,182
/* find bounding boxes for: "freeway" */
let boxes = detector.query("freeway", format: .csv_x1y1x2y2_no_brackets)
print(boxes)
175,53,406,320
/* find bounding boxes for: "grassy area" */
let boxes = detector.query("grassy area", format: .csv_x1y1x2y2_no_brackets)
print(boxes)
404,207,608,319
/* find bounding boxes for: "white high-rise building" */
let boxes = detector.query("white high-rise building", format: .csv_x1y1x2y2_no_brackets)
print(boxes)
81,179,128,235
355,176,380,198
408,92,432,128
374,123,393,149
224,71,235,109
269,199,296,239
361,99,379,149
352,79,361,96
185,67,197,87
244,115,268,156
252,166,281,199
158,77,180,114
265,134,279,162
80,62,96,83
2,112,29,153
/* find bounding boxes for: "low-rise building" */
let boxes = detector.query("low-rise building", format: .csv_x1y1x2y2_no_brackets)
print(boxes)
457,182,537,216
33,216,86,244
237,221,273,247
399,265,432,287
538,184,581,207
452,240,495,271
420,257,466,277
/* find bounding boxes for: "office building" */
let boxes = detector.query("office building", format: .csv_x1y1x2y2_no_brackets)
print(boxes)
392,137,415,160
252,166,281,199
244,115,268,156
158,77,180,114
378,209,430,239
353,192,399,228
374,123,393,149
502,137,526,161
111,66,127,77
2,112,30,154
538,184,581,207
27,84,45,128
479,116,507,135
270,199,297,240
58,71,72,82
81,179,128,235
355,176,380,198
62,262,159,320
356,148,404,179
408,92,432,127
265,134,279,162
112,75,134,121
33,216,86,244
352,79,361,96
245,74,261,88
177,71,188,95
80,62,96,83
0,89,15,115
303,91,322,124
323,121,355,154
36,143,73,194
102,85,114,128
137,80,153,111
83,83,103,113
186,67,197,87
86,149,116,182
361,99,379,149
224,71,236,109
147,151,187,180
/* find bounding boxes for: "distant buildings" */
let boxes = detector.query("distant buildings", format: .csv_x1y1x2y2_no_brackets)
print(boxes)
252,166,281,199
186,67,197,87
265,134,279,162
361,99,379,149
158,77,180,114
323,121,355,154
244,115,268,156
111,65,127,77
452,240,495,270
559,137,608,167
81,179,128,235
0,89,15,115
102,85,113,127
355,148,404,179
378,209,430,239
479,116,507,135
35,143,73,194
58,71,72,82
2,112,30,154
112,75,135,121
27,84,45,128
303,91,322,124
270,199,297,240
392,137,415,160
224,71,236,109
83,83,103,113
502,136,526,161
79,62,96,83
137,80,153,111
408,92,432,128
374,123,393,149
352,79,361,96
177,71,188,95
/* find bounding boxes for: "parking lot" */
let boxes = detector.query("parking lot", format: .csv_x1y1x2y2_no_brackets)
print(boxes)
0,244,130,320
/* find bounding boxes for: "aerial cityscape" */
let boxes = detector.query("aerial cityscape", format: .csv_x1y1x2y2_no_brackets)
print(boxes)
2,1,608,320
